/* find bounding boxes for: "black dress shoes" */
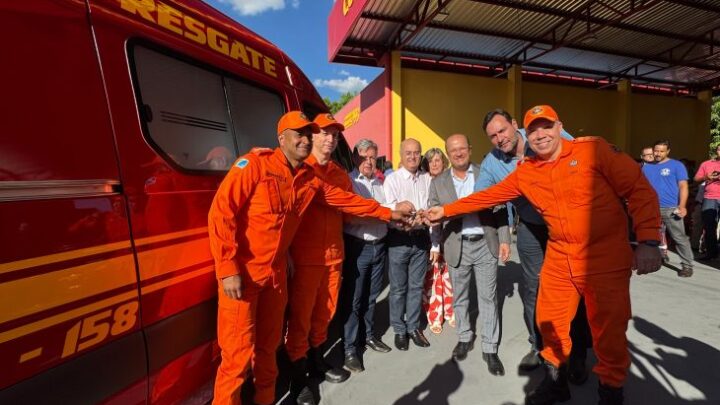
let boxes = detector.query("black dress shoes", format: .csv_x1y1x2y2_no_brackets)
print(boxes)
482,352,505,376
366,337,392,353
519,350,541,371
343,352,364,373
395,333,409,351
410,329,430,347
295,387,315,405
452,341,473,362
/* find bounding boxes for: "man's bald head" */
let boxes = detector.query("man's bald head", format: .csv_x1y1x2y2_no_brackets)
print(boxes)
445,134,471,171
400,138,422,173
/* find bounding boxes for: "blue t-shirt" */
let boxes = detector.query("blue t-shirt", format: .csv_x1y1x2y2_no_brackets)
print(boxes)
642,159,688,208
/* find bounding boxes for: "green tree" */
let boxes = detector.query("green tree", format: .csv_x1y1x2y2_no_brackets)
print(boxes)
711,96,720,155
322,91,357,114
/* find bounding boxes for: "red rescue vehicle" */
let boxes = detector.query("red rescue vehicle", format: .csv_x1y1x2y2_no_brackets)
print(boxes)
0,1,348,403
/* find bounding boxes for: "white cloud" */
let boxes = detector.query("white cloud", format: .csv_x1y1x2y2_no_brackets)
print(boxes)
314,76,368,94
217,0,299,16
338,70,350,76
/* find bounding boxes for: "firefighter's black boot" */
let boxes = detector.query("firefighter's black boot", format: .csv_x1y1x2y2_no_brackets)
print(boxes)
525,362,571,405
289,358,315,405
308,346,350,383
598,382,624,405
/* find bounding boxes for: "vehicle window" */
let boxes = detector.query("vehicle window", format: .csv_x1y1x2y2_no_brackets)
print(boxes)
226,78,285,153
132,46,236,171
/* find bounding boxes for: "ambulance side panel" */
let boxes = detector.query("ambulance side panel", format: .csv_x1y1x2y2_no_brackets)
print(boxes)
0,0,146,403
87,0,300,402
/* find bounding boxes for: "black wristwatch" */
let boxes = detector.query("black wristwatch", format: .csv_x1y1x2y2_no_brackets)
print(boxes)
639,240,660,247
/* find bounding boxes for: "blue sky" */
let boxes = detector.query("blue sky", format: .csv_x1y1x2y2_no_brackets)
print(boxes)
205,0,382,100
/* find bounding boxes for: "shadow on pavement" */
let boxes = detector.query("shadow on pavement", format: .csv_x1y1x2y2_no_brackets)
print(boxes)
626,316,720,404
392,358,464,405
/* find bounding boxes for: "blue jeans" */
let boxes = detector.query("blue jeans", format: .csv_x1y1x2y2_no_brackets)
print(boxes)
341,235,387,355
387,230,429,335
702,198,720,258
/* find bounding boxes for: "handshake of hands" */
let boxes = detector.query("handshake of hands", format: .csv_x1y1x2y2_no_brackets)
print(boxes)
390,202,446,229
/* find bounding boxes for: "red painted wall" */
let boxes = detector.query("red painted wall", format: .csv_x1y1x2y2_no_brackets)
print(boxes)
337,70,391,159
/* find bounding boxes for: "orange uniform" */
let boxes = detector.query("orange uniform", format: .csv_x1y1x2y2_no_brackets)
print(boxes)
286,154,352,361
443,137,660,387
208,147,391,405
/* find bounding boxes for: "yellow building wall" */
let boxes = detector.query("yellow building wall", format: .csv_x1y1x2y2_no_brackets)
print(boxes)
631,93,708,162
523,82,621,144
401,68,508,163
395,68,710,165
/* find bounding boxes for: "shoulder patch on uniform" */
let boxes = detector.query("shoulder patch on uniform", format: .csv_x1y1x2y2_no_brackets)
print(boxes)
235,158,250,169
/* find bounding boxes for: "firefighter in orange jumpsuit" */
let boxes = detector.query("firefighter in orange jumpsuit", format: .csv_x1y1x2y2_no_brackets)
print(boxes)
284,113,351,404
425,105,662,405
208,111,410,405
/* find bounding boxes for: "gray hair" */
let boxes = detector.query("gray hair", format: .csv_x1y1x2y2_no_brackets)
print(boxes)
354,138,378,154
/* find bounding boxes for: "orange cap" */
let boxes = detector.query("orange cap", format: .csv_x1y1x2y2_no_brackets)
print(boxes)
523,105,559,129
277,111,320,135
313,113,345,131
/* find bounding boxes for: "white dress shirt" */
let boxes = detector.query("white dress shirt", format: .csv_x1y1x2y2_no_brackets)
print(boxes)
383,166,432,230
451,166,484,236
344,169,388,241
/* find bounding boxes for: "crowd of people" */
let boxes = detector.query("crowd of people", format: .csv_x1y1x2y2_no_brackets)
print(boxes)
205,104,714,405
638,140,720,273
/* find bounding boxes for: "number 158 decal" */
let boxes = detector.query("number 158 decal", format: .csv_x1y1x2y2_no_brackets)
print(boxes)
61,301,139,358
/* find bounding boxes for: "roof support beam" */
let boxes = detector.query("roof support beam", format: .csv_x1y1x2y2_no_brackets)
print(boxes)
518,0,662,65
661,0,720,13
387,0,457,51
467,0,720,47
603,22,720,82
345,39,695,87
504,0,599,63
360,11,720,71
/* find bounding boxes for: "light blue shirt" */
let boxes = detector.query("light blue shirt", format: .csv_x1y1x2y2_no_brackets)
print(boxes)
451,166,484,235
475,128,573,225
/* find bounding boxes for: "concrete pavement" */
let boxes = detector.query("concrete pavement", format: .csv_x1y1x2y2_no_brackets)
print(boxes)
298,246,720,405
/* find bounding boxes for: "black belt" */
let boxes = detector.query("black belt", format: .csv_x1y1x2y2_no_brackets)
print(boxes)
461,234,484,242
390,228,428,237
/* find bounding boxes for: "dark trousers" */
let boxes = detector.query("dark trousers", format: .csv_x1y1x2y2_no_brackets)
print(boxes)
387,229,430,335
516,221,547,350
516,220,591,355
341,235,387,355
702,198,720,258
